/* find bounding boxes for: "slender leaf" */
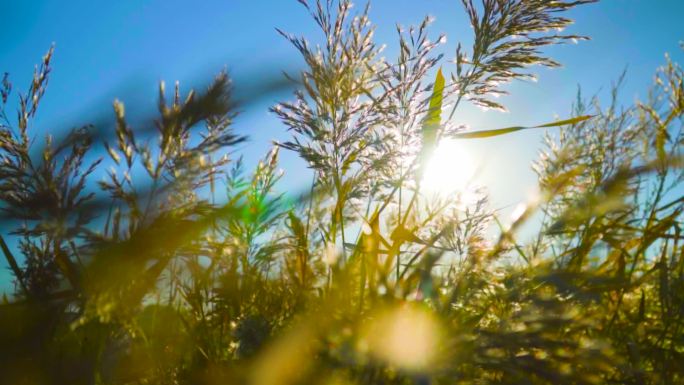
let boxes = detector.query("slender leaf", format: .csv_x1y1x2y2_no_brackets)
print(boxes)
453,115,594,139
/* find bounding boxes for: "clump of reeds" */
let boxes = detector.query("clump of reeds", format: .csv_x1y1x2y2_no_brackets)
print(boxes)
1,1,683,384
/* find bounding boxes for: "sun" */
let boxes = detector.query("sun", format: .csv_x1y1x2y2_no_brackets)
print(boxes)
421,139,476,197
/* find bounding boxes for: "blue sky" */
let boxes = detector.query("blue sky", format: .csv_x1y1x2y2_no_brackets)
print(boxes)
1,0,683,293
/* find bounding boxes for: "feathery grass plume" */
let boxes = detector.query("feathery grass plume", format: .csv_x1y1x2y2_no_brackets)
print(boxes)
534,75,642,267
83,73,245,325
99,74,243,236
0,47,101,299
273,0,399,266
450,0,597,115
532,53,684,382
374,16,447,190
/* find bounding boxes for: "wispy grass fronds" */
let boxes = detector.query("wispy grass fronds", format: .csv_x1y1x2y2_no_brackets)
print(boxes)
451,0,596,114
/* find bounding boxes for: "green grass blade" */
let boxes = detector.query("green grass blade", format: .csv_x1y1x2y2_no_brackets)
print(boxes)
453,115,594,139
422,68,445,150
424,68,445,129
0,235,28,294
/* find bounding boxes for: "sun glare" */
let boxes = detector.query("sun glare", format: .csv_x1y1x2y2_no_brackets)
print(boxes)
422,139,476,197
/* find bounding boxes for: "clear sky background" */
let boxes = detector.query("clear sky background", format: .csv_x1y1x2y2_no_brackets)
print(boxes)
1,0,683,293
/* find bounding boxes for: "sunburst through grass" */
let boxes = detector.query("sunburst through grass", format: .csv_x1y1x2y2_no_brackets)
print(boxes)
5,0,684,384
422,138,477,199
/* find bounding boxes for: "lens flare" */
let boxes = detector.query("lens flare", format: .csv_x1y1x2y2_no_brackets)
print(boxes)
362,305,442,371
